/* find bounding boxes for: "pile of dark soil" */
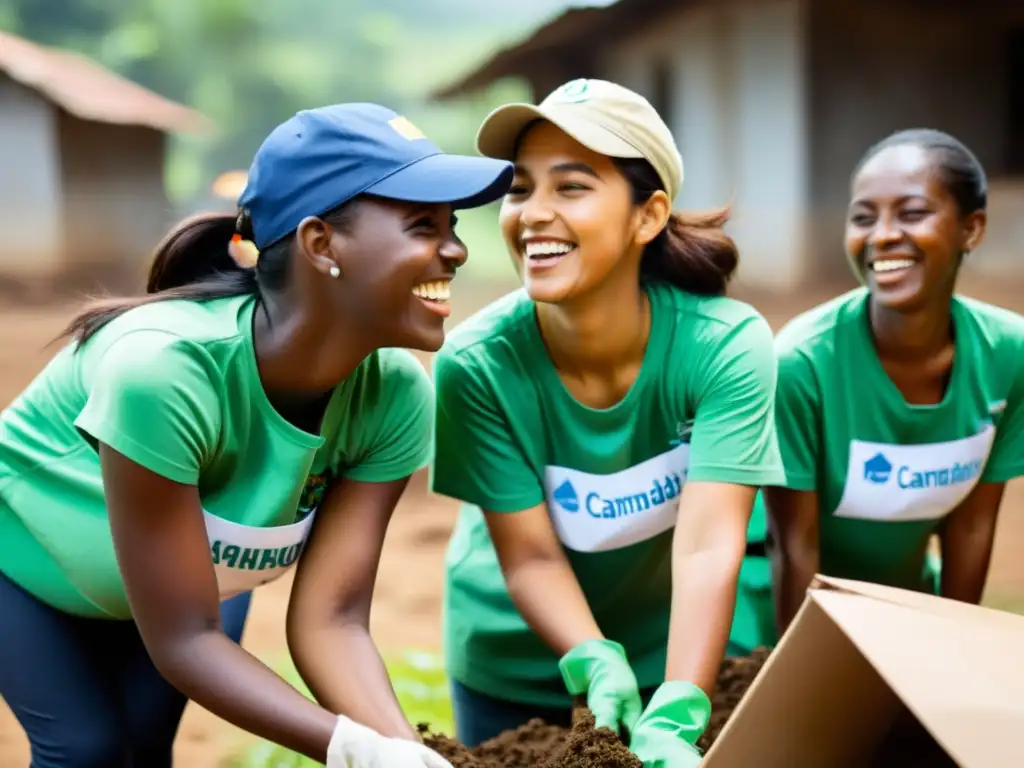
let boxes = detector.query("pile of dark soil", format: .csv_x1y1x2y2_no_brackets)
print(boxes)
423,707,641,768
697,646,771,752
421,648,771,767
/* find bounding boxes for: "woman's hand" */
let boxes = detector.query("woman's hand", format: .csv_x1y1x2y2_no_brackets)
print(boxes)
327,715,453,768
629,681,710,767
558,639,643,735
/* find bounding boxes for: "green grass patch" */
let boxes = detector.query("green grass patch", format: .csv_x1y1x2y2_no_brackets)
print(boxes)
228,649,453,768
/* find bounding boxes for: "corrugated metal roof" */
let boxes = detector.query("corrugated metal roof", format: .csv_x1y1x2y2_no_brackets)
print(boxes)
430,0,675,100
0,30,208,134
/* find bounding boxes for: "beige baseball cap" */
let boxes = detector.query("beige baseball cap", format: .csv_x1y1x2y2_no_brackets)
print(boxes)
476,78,684,200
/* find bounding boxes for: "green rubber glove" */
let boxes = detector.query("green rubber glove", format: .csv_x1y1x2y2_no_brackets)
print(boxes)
629,681,711,768
558,639,643,735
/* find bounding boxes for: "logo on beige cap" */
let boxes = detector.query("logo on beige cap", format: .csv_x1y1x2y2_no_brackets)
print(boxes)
553,79,591,103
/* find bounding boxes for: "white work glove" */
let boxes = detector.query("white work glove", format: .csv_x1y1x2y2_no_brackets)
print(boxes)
327,714,453,768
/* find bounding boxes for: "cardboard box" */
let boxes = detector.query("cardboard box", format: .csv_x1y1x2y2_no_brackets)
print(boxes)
703,575,1024,767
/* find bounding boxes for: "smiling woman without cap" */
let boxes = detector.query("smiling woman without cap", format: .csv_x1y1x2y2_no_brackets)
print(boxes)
728,128,1024,657
429,79,785,766
0,103,511,767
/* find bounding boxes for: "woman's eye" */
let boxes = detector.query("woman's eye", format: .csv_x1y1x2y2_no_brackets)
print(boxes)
412,217,436,230
901,209,929,221
507,185,529,196
849,214,873,227
559,183,588,192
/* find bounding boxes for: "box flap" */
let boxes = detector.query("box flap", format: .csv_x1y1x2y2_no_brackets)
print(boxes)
812,589,1024,767
811,575,1024,633
704,577,1024,767
703,597,902,767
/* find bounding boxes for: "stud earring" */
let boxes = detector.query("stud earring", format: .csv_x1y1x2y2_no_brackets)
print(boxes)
329,265,341,279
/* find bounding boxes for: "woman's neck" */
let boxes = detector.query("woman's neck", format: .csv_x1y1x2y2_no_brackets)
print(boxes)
536,278,651,377
253,295,375,397
868,297,953,362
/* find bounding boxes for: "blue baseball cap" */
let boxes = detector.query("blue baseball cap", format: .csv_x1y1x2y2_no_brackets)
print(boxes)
238,103,514,249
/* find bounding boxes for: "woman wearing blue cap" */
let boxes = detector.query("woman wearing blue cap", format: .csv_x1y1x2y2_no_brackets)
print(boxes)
0,103,511,767
431,79,784,766
729,128,1024,654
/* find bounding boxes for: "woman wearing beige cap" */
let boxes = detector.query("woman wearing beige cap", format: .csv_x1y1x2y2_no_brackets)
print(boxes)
430,79,784,765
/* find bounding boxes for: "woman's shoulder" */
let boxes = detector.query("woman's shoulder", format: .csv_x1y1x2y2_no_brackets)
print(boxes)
953,294,1024,352
651,281,770,333
773,288,867,360
435,287,537,371
79,294,251,361
64,295,258,405
359,347,432,395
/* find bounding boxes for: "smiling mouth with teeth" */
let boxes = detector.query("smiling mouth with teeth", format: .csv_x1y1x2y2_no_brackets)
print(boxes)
523,240,576,268
411,279,452,319
412,279,451,302
870,258,917,273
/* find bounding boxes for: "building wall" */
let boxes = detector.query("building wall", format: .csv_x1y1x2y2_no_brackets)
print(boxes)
807,0,1022,283
57,111,170,289
557,0,1024,288
600,0,809,290
0,75,62,277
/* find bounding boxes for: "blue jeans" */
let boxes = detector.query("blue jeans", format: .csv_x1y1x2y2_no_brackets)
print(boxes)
450,679,658,748
0,570,251,767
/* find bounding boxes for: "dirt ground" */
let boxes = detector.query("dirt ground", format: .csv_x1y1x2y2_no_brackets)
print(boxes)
3,272,1024,766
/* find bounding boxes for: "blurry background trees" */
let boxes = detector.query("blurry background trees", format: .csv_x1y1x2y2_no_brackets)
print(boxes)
0,0,575,207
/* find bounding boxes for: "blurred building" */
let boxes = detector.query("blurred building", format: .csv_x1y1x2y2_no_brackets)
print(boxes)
0,30,207,293
433,0,1024,289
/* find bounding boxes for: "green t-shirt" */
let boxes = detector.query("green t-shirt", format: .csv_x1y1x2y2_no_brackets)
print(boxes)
0,294,432,619
431,281,785,707
731,288,1024,650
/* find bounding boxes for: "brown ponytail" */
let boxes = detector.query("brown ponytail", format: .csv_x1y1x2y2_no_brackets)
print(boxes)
613,158,738,296
642,206,738,295
58,197,358,347
58,212,260,346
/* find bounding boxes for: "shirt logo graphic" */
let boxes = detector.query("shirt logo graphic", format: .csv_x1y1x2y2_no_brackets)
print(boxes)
543,443,690,552
550,472,683,520
552,480,580,513
864,453,892,484
863,451,983,490
669,420,694,447
297,469,334,520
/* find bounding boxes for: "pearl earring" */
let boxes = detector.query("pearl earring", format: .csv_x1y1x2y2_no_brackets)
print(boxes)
329,265,341,279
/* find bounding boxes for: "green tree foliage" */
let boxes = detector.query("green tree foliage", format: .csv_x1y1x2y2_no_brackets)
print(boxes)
0,0,544,207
